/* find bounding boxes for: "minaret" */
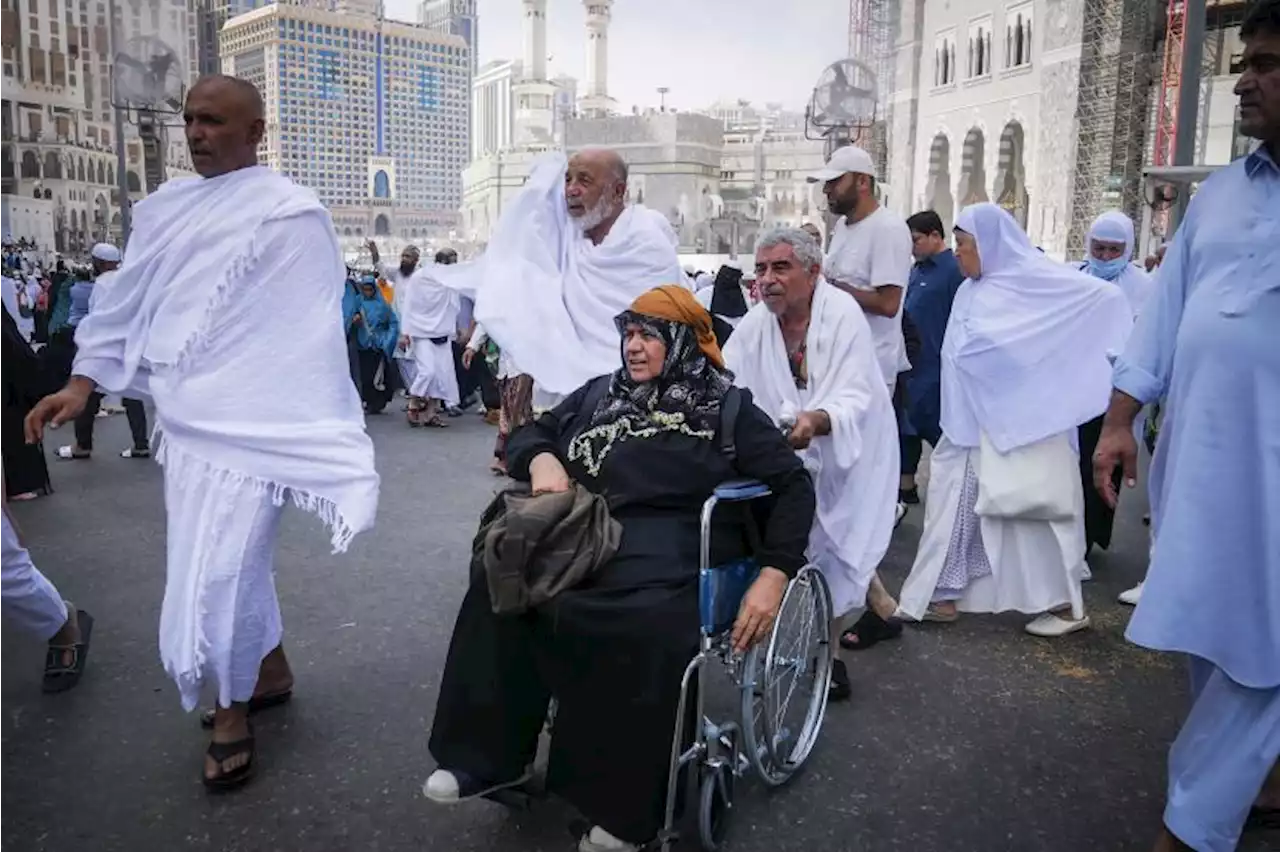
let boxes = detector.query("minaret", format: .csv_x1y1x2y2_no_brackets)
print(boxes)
522,0,547,82
512,0,555,146
579,0,615,117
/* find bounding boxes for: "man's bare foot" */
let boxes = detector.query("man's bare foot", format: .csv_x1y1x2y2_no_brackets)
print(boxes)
204,703,255,787
254,644,294,698
867,574,899,620
47,604,81,668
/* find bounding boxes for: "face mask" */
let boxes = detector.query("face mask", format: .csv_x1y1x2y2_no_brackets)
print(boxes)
1087,255,1128,281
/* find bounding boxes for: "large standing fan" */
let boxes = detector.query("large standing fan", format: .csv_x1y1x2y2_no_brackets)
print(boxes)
113,35,186,114
805,59,878,145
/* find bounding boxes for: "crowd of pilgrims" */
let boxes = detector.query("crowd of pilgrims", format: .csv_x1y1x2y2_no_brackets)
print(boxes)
1,29,1276,851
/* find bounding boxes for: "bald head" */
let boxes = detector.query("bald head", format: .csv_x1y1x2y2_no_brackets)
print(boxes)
184,75,265,178
565,147,628,241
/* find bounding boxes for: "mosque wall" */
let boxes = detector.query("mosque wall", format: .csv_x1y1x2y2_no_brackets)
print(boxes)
565,112,725,248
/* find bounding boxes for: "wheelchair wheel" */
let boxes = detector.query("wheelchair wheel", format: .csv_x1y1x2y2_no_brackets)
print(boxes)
739,644,791,787
757,565,834,777
697,763,733,851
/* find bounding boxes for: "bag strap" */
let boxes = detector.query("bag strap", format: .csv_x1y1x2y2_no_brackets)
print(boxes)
718,386,742,462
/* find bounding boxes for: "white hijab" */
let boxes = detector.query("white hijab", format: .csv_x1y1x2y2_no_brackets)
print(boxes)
942,203,1132,453
1081,211,1155,318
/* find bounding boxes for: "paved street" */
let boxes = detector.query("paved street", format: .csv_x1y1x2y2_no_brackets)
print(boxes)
3,410,1275,852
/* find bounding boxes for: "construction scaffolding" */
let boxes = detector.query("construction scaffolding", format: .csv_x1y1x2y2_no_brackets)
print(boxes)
848,0,898,182
1067,0,1161,258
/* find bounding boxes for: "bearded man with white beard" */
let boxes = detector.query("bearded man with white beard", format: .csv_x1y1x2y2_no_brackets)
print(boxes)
432,148,685,411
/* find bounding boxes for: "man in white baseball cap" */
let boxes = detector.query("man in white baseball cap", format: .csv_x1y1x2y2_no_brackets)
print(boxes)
55,242,152,462
808,143,914,653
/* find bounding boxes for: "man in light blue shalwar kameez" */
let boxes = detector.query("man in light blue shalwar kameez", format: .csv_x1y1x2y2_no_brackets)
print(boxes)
1093,5,1280,849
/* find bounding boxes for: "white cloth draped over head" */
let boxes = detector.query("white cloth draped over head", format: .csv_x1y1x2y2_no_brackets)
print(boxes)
399,264,462,403
401,263,460,339
1081,211,1156,318
429,151,685,395
723,281,898,616
943,203,1132,454
71,165,378,710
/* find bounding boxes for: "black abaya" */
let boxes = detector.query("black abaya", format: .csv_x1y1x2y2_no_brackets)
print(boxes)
2,305,54,498
429,381,814,844
1078,414,1121,551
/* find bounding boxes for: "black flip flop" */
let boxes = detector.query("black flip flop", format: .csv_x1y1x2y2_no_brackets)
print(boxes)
203,724,255,792
42,609,94,693
199,690,293,729
828,659,851,702
839,610,903,652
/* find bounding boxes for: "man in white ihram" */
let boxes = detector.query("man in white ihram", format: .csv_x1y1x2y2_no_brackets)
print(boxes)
433,148,685,406
724,228,899,701
808,144,915,651
25,75,378,791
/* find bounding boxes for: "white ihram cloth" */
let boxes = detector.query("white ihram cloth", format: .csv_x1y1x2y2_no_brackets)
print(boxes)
723,281,898,616
71,165,379,710
898,203,1130,621
401,265,461,404
431,152,684,396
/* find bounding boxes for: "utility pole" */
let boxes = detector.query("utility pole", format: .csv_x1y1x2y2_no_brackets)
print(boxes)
1171,0,1206,228
107,0,132,246
657,86,669,112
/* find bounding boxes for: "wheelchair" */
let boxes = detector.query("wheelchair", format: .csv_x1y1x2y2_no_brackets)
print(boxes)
658,478,835,851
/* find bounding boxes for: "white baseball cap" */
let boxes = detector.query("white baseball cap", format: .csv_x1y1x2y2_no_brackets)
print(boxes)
91,243,121,263
807,145,876,184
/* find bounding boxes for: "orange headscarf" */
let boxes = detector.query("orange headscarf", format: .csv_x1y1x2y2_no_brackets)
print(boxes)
625,284,725,368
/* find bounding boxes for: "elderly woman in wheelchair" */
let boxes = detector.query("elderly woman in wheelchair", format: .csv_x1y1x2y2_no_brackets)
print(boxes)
425,286,825,852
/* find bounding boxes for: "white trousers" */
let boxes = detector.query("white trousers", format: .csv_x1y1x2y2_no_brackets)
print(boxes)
2,511,68,640
408,337,460,405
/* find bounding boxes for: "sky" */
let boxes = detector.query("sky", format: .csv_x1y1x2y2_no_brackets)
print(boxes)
383,0,851,112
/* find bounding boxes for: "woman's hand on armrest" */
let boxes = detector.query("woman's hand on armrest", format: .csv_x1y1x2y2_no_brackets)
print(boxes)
732,567,789,653
529,452,571,495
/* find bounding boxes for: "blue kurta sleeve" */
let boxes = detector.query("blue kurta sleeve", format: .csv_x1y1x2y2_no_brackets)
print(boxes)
1112,209,1194,405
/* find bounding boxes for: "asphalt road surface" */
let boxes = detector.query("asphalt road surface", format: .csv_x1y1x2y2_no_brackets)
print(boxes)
4,409,1276,852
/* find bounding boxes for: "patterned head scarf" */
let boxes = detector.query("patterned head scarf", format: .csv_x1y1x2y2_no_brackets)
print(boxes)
585,285,734,437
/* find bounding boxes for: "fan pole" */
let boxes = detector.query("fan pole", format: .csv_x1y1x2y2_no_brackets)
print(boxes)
108,0,132,245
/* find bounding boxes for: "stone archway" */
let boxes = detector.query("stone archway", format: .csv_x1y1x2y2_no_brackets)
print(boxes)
44,151,62,179
924,133,955,232
995,121,1029,229
21,150,40,178
97,161,106,184
957,128,989,207
126,170,141,193
373,214,390,236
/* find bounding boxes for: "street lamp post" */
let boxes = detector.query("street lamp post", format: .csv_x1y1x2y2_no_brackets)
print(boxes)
657,86,669,112
107,0,132,246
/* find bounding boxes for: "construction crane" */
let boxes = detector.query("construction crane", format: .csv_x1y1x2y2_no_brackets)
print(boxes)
1153,0,1187,169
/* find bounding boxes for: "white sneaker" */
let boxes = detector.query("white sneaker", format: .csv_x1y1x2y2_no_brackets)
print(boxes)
1118,581,1144,606
579,825,640,852
1024,612,1091,637
894,501,907,528
422,769,460,803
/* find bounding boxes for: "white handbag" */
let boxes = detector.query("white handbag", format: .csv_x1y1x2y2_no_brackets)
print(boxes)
974,431,1077,521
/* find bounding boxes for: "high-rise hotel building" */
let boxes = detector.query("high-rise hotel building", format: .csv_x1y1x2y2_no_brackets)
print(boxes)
220,0,469,244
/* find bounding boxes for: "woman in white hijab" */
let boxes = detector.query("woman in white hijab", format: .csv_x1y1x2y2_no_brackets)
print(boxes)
897,203,1132,637
1075,211,1157,555
1077,211,1154,319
